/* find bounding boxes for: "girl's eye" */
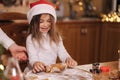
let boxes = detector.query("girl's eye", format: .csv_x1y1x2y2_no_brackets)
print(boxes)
39,19,51,23
47,20,52,22
40,20,43,23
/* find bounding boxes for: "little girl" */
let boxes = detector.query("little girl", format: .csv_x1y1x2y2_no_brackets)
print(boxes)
26,0,77,73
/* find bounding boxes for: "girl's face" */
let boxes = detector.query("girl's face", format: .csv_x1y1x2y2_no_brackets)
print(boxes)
39,14,52,34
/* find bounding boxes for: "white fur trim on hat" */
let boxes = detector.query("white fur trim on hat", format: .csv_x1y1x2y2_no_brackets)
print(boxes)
27,4,57,24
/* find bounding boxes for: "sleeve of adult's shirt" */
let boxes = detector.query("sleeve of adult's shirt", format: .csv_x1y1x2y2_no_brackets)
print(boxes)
0,28,15,49
57,39,71,63
26,35,39,67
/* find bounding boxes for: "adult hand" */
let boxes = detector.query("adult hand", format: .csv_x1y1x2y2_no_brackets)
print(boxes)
8,43,28,61
32,61,46,73
65,57,78,68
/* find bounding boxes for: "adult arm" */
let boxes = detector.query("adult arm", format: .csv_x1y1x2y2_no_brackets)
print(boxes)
0,28,15,49
0,28,27,61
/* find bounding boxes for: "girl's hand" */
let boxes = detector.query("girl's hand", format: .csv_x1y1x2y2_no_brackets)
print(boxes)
32,61,46,73
65,57,78,68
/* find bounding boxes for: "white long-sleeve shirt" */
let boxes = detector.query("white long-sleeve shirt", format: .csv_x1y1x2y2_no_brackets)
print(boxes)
26,34,71,67
0,28,15,49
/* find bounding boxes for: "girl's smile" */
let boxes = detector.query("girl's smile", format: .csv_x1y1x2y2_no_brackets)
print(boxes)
39,14,51,33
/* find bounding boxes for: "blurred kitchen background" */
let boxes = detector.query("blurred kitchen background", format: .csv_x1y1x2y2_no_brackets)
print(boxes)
0,0,119,20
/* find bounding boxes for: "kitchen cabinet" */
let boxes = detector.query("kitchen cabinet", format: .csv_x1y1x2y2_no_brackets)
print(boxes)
100,22,120,62
57,21,101,65
0,21,28,46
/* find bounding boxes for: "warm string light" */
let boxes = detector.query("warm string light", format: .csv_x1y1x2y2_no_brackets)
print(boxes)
0,64,4,71
101,12,120,22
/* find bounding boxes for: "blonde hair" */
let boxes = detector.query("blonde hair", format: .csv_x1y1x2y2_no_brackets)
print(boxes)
28,13,61,47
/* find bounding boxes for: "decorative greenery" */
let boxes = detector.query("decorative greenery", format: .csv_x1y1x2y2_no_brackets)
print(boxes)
0,44,7,80
0,44,4,56
0,44,4,64
0,69,9,80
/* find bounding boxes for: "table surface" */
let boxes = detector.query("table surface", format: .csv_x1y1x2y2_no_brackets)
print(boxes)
76,61,119,80
24,61,119,80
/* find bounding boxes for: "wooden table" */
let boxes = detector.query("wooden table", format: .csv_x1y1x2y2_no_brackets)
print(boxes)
76,61,120,80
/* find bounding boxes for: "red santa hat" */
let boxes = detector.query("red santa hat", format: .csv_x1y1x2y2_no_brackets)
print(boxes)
27,0,56,24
